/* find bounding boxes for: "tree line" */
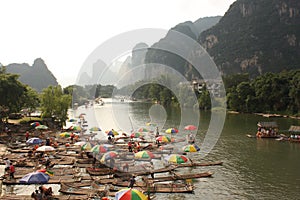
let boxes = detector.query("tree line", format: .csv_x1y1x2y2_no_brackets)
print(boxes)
0,68,115,128
225,70,300,115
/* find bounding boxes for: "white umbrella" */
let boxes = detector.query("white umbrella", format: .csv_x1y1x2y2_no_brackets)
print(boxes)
36,145,55,152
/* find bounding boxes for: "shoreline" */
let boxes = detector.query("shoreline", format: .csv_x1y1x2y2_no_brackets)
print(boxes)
227,110,300,120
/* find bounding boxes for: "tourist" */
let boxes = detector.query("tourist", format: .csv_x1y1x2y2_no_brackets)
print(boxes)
187,132,195,144
109,158,115,169
70,132,75,143
9,163,15,179
44,155,51,169
155,127,159,137
123,163,129,172
25,131,29,141
128,141,133,152
4,158,11,172
128,175,136,188
149,161,154,179
45,137,50,146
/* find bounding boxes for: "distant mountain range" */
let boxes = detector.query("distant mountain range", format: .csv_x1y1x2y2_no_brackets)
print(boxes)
4,58,58,92
199,0,300,77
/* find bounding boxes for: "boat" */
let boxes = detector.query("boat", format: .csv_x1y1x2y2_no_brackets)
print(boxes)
287,125,300,143
59,182,108,196
0,194,91,200
256,122,280,138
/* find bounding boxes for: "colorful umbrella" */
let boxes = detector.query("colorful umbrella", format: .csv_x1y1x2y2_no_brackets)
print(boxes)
26,137,42,145
72,126,81,131
184,125,197,131
106,130,119,136
156,135,171,143
165,154,189,164
68,119,76,122
165,128,179,134
59,132,71,138
35,125,48,130
182,144,200,152
30,122,40,127
134,150,155,159
138,128,149,132
90,144,113,153
100,151,118,163
115,188,148,200
81,142,93,151
89,127,101,131
36,145,55,152
130,132,144,138
19,172,50,184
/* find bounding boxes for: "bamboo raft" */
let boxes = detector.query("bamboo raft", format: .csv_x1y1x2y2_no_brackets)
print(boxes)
59,182,108,196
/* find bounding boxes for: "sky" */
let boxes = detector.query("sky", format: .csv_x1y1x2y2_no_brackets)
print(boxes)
0,0,236,87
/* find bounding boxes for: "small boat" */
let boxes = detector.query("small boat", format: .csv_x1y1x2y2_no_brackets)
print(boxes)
255,122,280,138
59,182,107,196
287,126,300,143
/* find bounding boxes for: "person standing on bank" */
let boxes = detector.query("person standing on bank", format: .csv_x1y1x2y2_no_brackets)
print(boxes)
128,175,136,188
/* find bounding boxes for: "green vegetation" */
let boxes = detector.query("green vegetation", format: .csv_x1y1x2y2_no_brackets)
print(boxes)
225,70,300,115
199,0,300,77
40,85,72,127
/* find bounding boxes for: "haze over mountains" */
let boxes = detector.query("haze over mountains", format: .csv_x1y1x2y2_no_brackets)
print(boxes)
2,0,300,90
4,58,58,92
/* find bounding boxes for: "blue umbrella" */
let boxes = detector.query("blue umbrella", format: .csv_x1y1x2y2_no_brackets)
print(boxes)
19,172,50,184
26,137,42,145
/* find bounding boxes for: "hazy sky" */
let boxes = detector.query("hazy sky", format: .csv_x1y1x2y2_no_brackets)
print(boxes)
0,0,236,87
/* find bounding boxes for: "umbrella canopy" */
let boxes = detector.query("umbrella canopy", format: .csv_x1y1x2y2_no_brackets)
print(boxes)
115,188,148,200
36,145,55,152
68,119,76,122
106,130,119,136
182,144,200,152
90,144,113,153
165,154,189,164
26,137,42,145
100,151,118,163
156,135,171,143
30,122,40,127
19,172,50,184
35,125,48,130
165,128,179,134
130,132,143,139
134,150,155,159
59,132,71,138
72,126,82,131
81,142,93,151
89,127,101,131
184,125,197,131
138,128,149,132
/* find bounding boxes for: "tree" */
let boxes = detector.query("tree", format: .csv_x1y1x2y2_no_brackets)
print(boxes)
0,71,27,121
22,86,40,117
40,85,71,127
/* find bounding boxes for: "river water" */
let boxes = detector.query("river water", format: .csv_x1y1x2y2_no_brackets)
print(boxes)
3,99,299,199
82,99,300,200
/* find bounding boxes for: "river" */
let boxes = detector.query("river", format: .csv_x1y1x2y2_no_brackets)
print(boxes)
3,99,299,199
76,99,300,200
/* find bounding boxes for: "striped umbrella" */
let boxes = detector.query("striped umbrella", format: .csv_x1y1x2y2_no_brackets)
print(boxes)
165,154,189,164
90,144,113,153
81,142,93,151
134,150,155,159
30,122,40,127
156,135,171,143
106,130,119,136
182,144,200,152
130,132,143,138
138,128,149,132
115,188,148,200
100,151,118,163
35,125,48,130
165,128,179,134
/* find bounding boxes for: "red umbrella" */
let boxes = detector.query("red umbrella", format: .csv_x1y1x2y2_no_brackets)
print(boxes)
184,125,197,131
